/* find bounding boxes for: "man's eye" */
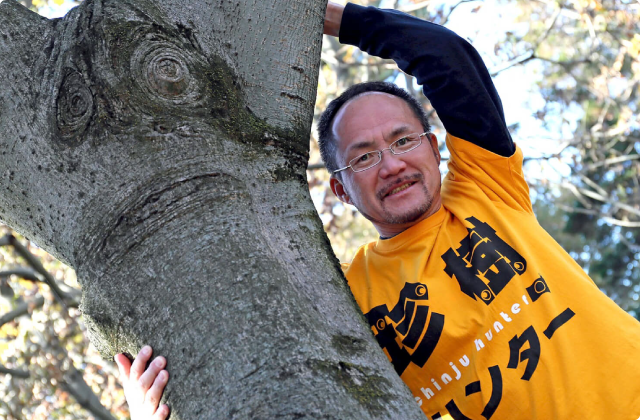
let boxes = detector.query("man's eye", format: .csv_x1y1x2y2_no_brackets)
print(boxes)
396,137,408,146
358,153,370,162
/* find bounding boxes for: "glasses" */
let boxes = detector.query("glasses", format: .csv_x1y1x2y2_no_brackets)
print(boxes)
333,132,428,174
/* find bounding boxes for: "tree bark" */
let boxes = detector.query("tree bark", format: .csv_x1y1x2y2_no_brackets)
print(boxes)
0,0,425,418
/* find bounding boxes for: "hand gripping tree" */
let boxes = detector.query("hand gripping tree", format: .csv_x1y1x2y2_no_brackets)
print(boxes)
0,0,424,418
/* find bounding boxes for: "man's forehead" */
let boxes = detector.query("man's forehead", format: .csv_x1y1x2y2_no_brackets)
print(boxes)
331,92,416,148
333,92,406,125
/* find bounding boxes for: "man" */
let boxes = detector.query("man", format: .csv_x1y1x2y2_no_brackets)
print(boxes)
116,2,640,419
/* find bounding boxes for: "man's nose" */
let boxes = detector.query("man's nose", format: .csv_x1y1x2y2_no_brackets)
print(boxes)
377,150,407,178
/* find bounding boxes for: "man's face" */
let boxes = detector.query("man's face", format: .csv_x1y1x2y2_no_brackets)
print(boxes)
330,92,442,237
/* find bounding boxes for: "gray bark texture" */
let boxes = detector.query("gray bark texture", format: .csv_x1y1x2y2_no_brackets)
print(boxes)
0,0,425,418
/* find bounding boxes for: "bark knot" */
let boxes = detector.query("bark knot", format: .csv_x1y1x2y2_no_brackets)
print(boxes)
56,70,94,141
130,33,201,105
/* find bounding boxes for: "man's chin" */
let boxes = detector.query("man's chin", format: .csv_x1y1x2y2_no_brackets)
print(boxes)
380,182,437,225
382,203,431,225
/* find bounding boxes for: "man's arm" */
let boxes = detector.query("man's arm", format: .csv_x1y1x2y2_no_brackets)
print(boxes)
328,2,515,157
323,2,344,37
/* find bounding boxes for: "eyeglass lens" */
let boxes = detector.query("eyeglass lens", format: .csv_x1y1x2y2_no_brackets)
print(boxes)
349,134,422,172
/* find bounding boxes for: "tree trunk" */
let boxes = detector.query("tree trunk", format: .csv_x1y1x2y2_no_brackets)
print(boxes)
0,0,424,418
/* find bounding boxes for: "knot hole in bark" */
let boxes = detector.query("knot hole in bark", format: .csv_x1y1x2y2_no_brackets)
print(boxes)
132,37,197,104
56,70,94,140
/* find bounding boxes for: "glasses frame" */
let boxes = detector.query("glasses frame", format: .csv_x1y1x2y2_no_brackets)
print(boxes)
333,132,429,174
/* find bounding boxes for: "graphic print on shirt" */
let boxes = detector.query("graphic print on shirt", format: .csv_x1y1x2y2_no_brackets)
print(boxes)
442,217,527,305
364,282,445,375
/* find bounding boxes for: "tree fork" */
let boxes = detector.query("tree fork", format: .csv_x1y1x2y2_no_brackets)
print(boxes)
0,0,424,418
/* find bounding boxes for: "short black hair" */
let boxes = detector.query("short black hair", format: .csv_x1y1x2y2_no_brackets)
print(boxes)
317,81,431,174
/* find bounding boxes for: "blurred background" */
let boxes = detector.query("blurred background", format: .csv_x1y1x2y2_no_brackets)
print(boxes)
0,0,638,418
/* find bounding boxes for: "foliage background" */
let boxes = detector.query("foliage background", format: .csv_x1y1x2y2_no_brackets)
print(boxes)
0,0,638,418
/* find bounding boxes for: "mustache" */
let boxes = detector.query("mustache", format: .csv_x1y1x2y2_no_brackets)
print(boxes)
376,174,424,200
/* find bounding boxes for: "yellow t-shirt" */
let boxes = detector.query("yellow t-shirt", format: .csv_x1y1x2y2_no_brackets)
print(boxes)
342,134,640,419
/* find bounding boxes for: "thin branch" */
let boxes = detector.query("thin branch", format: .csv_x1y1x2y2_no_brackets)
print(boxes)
490,53,536,77
490,7,561,77
618,234,640,253
591,123,635,139
1,235,69,308
521,153,566,163
602,217,640,228
307,163,326,171
578,174,609,198
562,182,593,209
536,7,562,45
533,55,592,69
585,154,640,170
0,265,81,302
0,267,41,282
556,203,600,216
0,364,30,379
442,0,481,25
399,0,431,13
576,187,640,218
61,367,118,420
0,296,45,327
590,99,612,134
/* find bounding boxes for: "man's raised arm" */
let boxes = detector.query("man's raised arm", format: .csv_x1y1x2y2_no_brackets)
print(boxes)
325,2,515,157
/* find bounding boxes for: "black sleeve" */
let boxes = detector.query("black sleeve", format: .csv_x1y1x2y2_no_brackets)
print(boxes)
338,3,515,157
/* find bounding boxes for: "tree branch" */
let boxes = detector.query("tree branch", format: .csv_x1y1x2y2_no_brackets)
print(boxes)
441,0,481,25
0,267,41,282
533,55,592,69
399,1,432,13
150,0,324,129
490,7,561,77
618,234,640,252
0,363,30,379
2,235,70,307
602,217,640,228
490,53,536,77
576,188,640,218
555,203,600,216
561,182,594,209
0,296,45,327
578,174,608,198
0,1,51,60
0,2,58,255
0,263,81,302
585,154,640,170
61,367,117,420
307,163,326,171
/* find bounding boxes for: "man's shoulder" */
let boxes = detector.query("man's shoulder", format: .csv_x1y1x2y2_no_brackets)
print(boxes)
444,133,533,214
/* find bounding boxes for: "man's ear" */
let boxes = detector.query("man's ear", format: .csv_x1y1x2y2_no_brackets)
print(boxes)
330,175,352,205
428,133,441,165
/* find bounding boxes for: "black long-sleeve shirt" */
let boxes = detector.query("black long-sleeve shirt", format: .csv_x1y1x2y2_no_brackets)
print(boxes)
339,3,515,157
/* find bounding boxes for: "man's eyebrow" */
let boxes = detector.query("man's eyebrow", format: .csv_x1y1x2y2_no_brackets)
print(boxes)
346,140,377,154
388,125,413,139
345,125,415,155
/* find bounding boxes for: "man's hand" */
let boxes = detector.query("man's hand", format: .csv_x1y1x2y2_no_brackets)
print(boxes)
324,1,345,37
114,346,170,420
